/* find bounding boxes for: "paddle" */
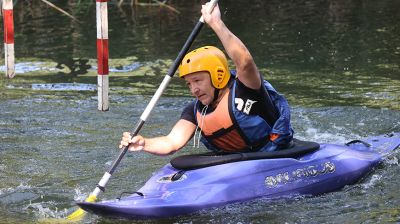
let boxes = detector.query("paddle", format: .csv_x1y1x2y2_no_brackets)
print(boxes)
66,0,219,221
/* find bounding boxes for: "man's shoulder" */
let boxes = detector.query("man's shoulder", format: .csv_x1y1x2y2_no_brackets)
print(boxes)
180,100,197,124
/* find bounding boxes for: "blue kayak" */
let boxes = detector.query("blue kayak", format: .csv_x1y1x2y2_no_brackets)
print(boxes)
78,132,400,219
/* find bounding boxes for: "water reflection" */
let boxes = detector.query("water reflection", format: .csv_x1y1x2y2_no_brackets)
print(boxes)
6,0,400,72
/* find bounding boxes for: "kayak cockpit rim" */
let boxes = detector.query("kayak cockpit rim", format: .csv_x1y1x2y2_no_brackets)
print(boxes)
171,139,320,170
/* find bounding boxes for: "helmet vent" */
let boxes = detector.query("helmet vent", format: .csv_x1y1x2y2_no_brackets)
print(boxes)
215,67,225,83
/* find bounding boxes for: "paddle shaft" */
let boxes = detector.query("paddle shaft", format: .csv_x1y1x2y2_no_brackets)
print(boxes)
88,0,219,199
110,20,204,175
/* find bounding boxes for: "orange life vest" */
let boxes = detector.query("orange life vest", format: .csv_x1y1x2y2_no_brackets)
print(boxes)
196,89,253,152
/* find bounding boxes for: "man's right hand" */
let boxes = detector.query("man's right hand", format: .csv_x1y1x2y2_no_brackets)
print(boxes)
119,132,145,152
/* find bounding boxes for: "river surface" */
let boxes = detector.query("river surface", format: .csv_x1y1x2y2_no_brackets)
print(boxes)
0,0,399,223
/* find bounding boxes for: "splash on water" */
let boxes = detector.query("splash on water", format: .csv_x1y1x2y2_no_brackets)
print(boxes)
303,127,349,143
25,201,68,219
31,83,96,91
361,174,382,191
72,186,88,202
0,61,141,75
0,183,32,196
109,62,142,73
384,154,399,165
0,62,57,74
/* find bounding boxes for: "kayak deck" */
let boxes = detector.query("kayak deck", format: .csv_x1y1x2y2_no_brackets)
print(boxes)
78,132,400,219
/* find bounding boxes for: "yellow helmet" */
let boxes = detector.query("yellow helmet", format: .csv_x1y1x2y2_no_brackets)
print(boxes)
179,46,229,89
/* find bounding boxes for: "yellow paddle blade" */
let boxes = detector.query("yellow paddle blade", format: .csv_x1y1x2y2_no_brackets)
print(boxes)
66,208,86,222
66,194,97,221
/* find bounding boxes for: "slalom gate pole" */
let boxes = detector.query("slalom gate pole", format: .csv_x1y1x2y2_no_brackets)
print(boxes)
96,0,109,111
2,0,15,78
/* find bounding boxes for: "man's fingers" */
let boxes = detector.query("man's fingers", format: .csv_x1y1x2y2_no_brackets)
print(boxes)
119,133,144,152
119,141,134,150
123,132,132,138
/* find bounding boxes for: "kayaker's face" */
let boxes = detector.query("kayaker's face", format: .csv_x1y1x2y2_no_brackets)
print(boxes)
184,72,215,105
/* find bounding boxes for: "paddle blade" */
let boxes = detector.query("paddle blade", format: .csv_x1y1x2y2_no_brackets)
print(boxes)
66,195,97,221
66,208,86,222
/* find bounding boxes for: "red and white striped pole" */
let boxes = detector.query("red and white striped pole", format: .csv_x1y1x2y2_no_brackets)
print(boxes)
2,0,15,78
96,0,109,111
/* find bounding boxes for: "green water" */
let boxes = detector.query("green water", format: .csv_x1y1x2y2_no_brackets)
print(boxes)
1,0,399,223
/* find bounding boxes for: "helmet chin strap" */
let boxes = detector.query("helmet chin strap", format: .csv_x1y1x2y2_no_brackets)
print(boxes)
212,88,220,105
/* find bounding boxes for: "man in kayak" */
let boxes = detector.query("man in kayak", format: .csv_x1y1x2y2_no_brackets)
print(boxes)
119,3,293,154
